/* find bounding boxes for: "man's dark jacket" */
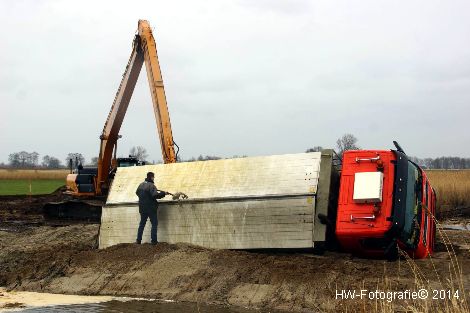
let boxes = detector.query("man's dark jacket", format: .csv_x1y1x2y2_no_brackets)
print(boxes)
135,179,166,213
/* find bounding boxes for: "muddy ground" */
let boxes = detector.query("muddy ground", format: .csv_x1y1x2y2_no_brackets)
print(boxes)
0,192,63,223
1,195,469,312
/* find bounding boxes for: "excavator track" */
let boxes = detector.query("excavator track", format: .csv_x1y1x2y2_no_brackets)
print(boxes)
43,199,103,222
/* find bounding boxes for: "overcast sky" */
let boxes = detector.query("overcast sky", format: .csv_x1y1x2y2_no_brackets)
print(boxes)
1,0,469,164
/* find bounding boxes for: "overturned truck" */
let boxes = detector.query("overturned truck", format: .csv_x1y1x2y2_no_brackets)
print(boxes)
99,146,436,259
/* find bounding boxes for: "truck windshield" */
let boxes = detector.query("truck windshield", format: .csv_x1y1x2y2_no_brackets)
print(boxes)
401,162,422,247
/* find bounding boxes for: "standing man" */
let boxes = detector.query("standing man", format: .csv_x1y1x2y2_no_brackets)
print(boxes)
135,172,168,244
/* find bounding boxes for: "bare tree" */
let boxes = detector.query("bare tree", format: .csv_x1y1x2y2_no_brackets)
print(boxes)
90,157,99,166
42,155,62,168
66,153,85,168
181,155,223,162
306,146,323,153
336,134,360,158
8,151,40,168
8,153,20,167
18,151,30,167
129,146,148,162
30,152,39,167
197,155,222,161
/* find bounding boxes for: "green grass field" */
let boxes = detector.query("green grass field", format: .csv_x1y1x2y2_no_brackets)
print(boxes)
0,179,65,195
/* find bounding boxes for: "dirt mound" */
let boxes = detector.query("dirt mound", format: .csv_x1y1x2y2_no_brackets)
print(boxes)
1,223,469,312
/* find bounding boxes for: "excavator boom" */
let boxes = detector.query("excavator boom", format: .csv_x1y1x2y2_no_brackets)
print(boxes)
139,20,177,165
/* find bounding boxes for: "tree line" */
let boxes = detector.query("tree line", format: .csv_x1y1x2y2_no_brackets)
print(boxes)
3,137,469,169
408,156,470,170
5,151,87,169
2,146,152,169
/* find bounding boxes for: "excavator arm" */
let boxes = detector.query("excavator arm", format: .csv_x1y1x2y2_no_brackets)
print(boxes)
96,20,177,195
139,20,177,165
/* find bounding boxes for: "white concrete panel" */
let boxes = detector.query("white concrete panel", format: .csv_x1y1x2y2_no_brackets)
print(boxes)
100,152,321,249
107,152,321,204
100,197,315,249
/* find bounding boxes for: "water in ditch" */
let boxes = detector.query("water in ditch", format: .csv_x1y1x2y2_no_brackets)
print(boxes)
14,300,257,312
0,289,262,313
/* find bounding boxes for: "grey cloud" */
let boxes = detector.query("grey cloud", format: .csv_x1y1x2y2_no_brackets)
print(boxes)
1,0,470,164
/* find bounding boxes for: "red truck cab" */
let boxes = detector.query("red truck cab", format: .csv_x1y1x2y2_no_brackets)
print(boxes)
335,148,436,259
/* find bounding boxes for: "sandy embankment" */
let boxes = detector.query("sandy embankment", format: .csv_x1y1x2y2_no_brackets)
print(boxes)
0,223,469,312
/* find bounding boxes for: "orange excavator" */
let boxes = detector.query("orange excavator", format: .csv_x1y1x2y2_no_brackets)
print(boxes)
44,20,177,220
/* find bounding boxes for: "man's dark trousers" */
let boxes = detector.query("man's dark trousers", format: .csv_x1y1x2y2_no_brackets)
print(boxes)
136,210,158,243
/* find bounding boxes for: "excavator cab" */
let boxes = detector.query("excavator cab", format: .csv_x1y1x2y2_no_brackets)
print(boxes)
117,156,141,167
65,156,142,196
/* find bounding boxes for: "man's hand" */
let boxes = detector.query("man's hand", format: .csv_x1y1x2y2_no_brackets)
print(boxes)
153,189,168,200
